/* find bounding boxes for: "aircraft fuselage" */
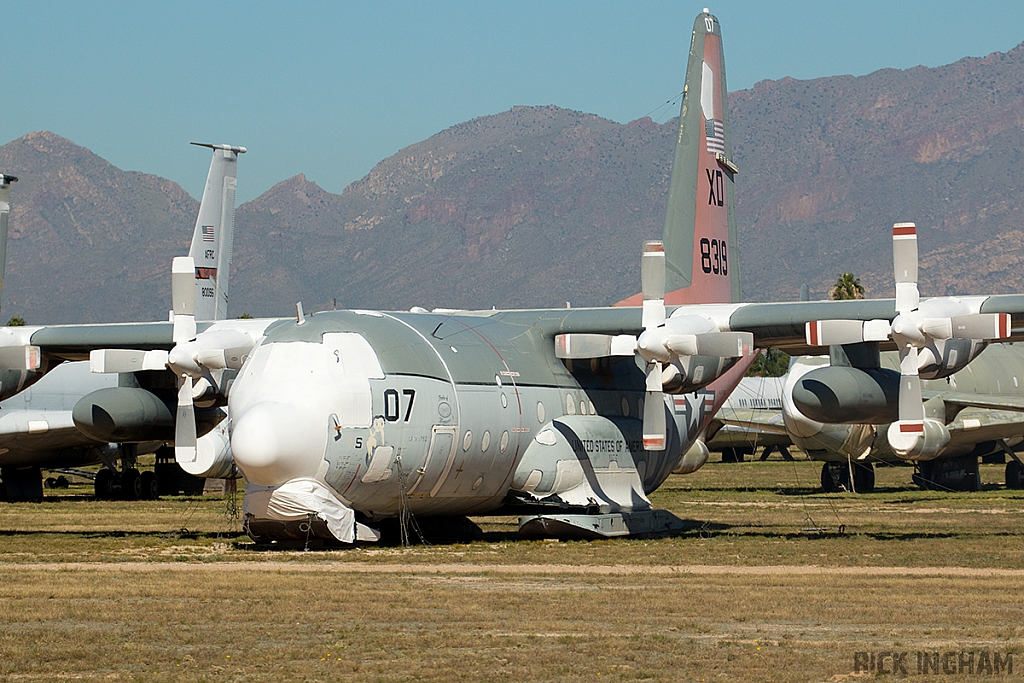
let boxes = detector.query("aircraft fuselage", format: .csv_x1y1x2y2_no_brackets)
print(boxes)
229,309,721,521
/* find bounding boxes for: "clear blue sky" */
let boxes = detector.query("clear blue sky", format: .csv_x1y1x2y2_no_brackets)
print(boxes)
4,1,1022,203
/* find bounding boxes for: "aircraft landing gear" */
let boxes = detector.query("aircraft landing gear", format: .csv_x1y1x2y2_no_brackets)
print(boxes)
820,462,875,493
1006,459,1024,490
94,467,161,501
721,447,750,463
93,445,162,501
913,456,981,491
141,471,159,499
0,467,44,502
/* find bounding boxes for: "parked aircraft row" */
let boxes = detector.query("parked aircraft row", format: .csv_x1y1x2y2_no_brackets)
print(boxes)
0,144,243,501
2,10,1023,544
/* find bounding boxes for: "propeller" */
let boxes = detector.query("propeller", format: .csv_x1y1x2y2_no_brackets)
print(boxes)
639,242,667,450
90,256,256,462
170,256,199,462
805,223,1011,455
554,240,752,451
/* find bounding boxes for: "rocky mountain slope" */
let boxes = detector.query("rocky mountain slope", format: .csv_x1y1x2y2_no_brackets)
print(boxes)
2,41,1023,323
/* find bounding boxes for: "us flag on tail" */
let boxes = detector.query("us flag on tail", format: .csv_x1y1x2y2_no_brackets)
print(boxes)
705,119,725,154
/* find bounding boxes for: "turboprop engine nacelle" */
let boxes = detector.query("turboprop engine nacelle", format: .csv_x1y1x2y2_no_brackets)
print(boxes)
73,387,221,443
178,422,235,479
782,358,879,459
916,338,986,380
661,353,741,395
790,365,901,425
882,418,950,461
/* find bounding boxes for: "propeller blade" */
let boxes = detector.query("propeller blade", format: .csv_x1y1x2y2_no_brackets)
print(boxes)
887,344,925,453
89,348,169,373
692,331,753,358
554,333,636,359
171,256,197,344
806,319,866,346
0,344,41,371
806,319,893,346
892,223,919,313
175,375,198,463
642,362,666,450
641,241,666,329
948,313,1011,340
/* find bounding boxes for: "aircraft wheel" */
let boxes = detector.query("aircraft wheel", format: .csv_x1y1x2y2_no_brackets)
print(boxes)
44,477,58,489
914,461,936,490
140,471,159,500
721,448,744,463
55,476,70,489
94,468,114,500
1006,460,1024,490
820,463,843,493
851,462,874,493
122,469,143,501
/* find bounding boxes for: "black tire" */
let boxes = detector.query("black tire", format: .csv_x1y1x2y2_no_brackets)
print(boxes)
122,469,143,501
44,477,58,489
820,463,843,493
851,462,875,493
94,468,114,500
140,471,159,500
55,476,70,489
1007,460,1024,490
721,448,744,463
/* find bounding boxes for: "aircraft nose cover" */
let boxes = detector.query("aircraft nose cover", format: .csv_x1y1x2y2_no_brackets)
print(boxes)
231,401,326,486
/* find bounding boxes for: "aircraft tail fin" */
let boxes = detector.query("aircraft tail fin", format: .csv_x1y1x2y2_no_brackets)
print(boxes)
0,174,17,310
188,143,245,321
620,10,738,306
664,9,738,305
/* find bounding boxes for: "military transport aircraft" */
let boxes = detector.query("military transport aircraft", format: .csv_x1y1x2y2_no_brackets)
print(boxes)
0,143,243,501
782,345,1024,493
0,10,1022,542
719,346,1024,492
722,227,1024,493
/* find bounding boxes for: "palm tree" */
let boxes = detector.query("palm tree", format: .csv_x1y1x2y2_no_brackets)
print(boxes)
829,273,864,301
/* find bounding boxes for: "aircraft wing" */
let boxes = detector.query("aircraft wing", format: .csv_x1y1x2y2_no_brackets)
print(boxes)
943,406,1024,445
923,390,1024,413
713,410,790,436
0,410,96,451
8,291,1024,367
676,295,1024,356
28,321,177,361
501,293,1024,354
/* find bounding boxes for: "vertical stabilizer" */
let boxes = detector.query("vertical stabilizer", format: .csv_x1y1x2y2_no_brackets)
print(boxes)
664,9,738,304
0,174,18,309
623,10,739,306
188,143,245,321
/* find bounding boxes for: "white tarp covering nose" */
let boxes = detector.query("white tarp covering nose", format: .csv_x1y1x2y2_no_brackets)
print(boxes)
244,479,380,543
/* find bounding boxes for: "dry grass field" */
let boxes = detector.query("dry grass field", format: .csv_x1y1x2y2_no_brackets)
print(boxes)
0,459,1022,681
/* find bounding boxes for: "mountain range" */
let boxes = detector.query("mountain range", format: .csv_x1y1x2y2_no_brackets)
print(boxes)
2,41,1023,324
